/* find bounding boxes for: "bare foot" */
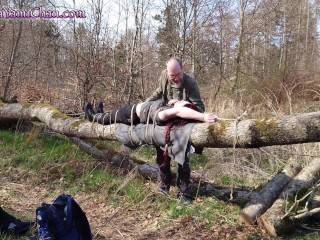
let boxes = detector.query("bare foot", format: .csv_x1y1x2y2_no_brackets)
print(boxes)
203,113,218,123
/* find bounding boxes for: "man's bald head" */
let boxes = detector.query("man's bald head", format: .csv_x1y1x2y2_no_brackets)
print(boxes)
166,57,182,71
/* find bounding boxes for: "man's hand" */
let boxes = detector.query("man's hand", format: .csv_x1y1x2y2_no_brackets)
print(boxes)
168,99,179,106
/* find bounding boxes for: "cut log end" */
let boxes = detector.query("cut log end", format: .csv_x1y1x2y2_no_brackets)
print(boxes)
258,199,296,237
258,214,295,237
238,212,256,225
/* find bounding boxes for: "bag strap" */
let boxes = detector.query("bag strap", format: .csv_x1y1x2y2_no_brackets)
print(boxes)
52,194,73,230
71,198,92,240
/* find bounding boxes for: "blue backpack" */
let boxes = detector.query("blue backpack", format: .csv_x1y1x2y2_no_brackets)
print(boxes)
36,194,92,240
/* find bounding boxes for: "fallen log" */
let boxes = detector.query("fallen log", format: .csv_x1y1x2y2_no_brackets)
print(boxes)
69,137,257,203
1,102,320,148
259,158,320,237
238,160,301,225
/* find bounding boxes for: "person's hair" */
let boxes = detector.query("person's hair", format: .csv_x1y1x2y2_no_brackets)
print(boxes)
166,57,183,69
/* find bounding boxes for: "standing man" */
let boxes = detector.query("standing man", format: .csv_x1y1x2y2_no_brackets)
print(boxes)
146,57,205,204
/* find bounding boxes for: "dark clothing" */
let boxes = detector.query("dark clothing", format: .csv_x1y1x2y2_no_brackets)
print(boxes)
139,100,166,124
146,70,205,113
89,101,171,126
90,104,140,125
109,104,140,125
139,100,174,125
156,144,192,198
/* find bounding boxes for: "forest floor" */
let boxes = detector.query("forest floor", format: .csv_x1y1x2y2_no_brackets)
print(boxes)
1,174,271,240
0,129,319,239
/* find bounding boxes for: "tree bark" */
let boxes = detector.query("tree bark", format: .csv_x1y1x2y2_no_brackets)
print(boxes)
239,160,301,225
2,102,320,148
259,158,320,237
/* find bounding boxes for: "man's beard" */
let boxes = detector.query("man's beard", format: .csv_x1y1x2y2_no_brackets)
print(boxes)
172,80,181,88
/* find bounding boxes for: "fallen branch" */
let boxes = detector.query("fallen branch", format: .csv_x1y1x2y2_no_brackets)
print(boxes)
292,207,320,221
239,160,301,225
259,158,320,237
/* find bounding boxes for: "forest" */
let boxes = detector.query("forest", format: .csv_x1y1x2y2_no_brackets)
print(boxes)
1,0,319,111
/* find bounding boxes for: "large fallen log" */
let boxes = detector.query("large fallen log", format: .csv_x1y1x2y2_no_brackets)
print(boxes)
238,160,302,225
259,158,320,237
69,137,258,203
1,102,320,148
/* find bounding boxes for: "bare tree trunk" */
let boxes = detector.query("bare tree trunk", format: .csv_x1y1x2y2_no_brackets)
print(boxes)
191,0,198,76
127,0,139,104
233,0,246,94
294,1,301,68
252,35,256,75
3,20,23,100
213,1,224,100
181,0,187,59
278,1,286,72
278,0,289,105
304,0,310,70
138,2,145,99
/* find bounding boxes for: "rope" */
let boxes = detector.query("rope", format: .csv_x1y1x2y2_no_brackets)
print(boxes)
129,105,137,146
144,104,152,143
151,108,163,146
101,112,110,136
160,119,188,170
90,113,99,138
114,110,119,134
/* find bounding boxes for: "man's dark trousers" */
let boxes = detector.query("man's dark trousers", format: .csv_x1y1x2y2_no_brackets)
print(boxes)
156,144,191,197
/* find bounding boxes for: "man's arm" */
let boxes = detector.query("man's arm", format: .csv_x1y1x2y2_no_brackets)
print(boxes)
145,70,166,102
145,86,162,102
188,82,205,113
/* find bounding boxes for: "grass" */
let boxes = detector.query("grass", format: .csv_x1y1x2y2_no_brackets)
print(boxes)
0,127,89,171
1,124,320,239
0,127,243,238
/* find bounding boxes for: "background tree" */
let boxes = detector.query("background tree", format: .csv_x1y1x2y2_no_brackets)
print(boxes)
0,0,319,113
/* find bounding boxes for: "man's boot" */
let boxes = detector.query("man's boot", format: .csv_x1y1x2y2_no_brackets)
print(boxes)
177,146,193,204
158,170,171,195
177,180,193,205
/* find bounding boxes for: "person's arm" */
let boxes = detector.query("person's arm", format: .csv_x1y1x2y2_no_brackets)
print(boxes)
188,82,205,113
145,71,166,102
145,86,162,102
158,106,218,123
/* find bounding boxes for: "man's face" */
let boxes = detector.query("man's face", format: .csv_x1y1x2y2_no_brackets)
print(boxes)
167,63,183,86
